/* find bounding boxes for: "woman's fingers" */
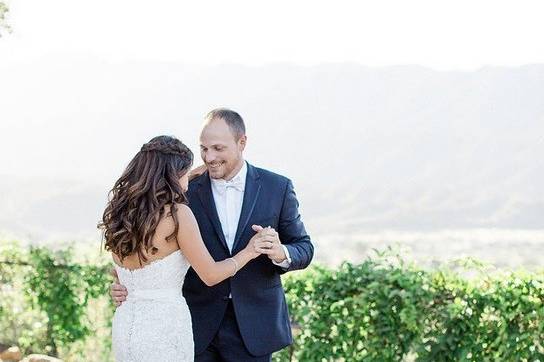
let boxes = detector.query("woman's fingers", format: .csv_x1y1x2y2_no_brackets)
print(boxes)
254,239,274,253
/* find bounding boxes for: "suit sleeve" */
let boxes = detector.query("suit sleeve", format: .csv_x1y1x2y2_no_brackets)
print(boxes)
276,179,314,273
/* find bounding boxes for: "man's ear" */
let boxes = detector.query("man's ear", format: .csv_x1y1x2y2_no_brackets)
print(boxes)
238,135,247,151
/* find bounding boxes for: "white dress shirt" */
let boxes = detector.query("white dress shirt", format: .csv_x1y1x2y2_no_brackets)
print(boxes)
210,162,291,268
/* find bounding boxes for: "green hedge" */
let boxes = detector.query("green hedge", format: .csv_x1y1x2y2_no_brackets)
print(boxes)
0,241,113,360
275,249,544,361
2,243,543,361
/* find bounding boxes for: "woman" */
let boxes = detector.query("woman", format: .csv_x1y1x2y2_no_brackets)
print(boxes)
99,135,262,361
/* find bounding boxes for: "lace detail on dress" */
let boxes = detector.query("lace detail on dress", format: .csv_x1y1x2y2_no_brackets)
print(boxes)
112,250,194,362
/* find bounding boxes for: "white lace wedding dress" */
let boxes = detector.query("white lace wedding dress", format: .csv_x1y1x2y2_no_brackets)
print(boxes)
112,250,194,362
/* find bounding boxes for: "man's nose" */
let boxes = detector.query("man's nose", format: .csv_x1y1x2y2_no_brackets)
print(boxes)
204,152,216,164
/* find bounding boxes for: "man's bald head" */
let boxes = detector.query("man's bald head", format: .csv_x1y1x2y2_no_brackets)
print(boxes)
204,108,246,141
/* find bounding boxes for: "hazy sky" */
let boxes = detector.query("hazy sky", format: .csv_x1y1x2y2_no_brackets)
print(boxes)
1,0,544,69
1,0,543,180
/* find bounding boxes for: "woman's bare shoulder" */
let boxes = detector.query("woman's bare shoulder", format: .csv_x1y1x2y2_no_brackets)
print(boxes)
160,203,192,220
155,203,192,235
171,202,191,217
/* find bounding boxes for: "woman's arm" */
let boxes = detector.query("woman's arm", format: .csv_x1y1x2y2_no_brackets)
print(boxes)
176,203,260,286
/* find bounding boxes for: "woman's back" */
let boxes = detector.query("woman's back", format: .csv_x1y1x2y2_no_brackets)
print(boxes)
111,216,194,362
111,210,181,271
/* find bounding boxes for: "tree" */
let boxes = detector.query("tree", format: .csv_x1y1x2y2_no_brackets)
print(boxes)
0,1,11,37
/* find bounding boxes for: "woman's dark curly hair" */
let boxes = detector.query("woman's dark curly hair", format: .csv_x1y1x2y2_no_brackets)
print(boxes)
99,135,193,263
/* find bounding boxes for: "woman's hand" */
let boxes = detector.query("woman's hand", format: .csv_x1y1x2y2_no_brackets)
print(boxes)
188,164,207,181
243,225,267,259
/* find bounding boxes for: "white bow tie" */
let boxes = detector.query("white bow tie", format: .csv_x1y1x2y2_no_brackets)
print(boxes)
214,178,245,195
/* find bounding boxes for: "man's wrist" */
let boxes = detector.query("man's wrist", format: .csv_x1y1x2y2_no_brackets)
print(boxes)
273,244,287,263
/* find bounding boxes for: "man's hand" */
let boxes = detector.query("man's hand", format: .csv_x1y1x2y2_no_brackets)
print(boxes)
110,268,128,307
252,225,286,263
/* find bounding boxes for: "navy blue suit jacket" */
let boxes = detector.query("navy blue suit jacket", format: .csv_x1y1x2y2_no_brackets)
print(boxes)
182,162,314,356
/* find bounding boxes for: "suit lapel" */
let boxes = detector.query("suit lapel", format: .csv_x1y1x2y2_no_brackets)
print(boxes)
232,163,261,252
196,172,230,253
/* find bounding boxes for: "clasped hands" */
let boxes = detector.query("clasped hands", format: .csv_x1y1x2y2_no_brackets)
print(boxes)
249,225,286,263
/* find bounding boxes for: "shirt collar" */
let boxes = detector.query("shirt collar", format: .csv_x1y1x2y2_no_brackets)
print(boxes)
210,161,247,189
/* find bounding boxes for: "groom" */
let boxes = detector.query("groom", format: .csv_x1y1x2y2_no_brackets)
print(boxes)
111,108,314,361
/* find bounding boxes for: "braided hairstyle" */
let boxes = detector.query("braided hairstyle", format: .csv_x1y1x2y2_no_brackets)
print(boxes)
99,135,193,264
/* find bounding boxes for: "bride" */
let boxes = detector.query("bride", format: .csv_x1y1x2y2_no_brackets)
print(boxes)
99,135,263,361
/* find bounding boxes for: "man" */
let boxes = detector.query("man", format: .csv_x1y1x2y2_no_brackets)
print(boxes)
111,108,314,361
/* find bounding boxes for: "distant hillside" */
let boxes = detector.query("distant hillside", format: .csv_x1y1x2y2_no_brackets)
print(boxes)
1,61,543,243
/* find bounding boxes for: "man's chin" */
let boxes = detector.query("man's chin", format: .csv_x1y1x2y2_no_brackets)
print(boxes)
208,170,224,179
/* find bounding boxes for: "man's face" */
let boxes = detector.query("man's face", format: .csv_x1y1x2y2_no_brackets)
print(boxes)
199,118,246,180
